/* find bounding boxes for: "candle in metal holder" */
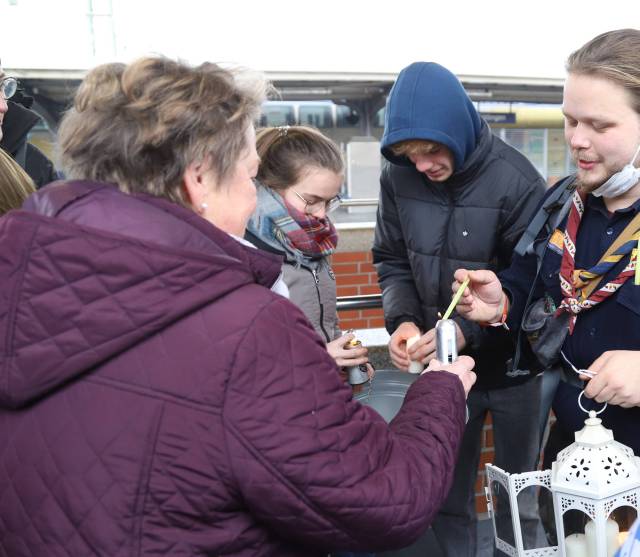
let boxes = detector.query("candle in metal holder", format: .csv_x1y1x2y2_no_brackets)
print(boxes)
345,337,370,385
435,319,458,364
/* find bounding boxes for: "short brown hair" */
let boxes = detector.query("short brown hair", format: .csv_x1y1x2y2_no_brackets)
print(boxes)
567,29,640,114
389,139,441,158
255,126,343,191
58,56,268,206
0,147,36,215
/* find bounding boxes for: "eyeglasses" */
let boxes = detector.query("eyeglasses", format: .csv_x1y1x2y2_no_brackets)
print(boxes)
291,189,341,215
0,77,17,100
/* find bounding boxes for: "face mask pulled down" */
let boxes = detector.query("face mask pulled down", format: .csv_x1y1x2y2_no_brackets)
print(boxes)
592,143,640,198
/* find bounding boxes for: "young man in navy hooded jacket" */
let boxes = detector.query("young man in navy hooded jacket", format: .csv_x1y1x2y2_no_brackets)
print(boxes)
373,62,546,556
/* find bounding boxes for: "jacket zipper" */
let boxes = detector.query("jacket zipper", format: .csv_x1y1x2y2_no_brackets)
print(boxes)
311,267,331,342
439,190,455,316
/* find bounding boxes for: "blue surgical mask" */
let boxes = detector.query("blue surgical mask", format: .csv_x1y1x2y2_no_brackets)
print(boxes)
592,143,640,198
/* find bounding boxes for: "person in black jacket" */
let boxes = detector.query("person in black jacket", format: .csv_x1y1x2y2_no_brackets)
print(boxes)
373,61,546,557
0,63,57,188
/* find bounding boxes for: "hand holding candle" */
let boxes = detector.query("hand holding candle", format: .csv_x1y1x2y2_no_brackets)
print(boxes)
388,321,421,370
406,334,424,374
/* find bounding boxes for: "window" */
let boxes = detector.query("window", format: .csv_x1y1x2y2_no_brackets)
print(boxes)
336,105,360,128
259,104,295,127
502,128,546,178
298,104,332,128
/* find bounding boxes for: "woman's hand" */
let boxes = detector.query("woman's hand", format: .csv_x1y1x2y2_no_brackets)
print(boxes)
426,355,476,397
452,269,506,323
406,323,467,364
327,332,368,368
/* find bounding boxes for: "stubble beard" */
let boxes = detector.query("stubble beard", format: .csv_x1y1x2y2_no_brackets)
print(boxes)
575,174,604,195
573,156,616,195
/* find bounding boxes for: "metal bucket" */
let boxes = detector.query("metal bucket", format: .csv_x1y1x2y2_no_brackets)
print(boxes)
354,370,419,423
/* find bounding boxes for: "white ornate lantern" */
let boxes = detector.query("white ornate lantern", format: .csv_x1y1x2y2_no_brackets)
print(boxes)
486,398,640,557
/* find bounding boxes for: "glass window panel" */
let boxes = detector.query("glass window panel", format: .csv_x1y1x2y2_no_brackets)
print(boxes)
374,107,385,128
610,506,637,552
562,508,590,538
299,104,333,128
336,105,360,128
537,484,558,546
503,128,546,178
491,480,516,547
260,105,295,127
547,128,571,183
518,485,554,550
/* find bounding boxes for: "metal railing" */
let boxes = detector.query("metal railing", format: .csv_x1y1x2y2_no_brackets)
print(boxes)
336,293,382,312
339,198,378,208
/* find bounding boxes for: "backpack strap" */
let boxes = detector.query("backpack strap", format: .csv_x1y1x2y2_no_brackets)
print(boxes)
514,175,577,259
506,175,577,378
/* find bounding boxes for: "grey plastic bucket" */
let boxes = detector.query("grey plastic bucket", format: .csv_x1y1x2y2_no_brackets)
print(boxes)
354,370,418,423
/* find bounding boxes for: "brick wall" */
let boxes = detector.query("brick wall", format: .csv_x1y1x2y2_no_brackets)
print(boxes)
477,415,494,516
332,248,494,517
333,250,385,330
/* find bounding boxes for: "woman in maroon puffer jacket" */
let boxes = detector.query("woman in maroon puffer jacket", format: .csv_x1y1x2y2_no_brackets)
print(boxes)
0,56,475,557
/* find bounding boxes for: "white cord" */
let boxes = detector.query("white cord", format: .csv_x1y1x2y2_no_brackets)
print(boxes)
560,350,597,378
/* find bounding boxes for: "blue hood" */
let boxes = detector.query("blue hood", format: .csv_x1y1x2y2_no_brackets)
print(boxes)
381,62,482,171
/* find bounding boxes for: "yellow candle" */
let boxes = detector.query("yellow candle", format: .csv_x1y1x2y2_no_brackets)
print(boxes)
442,277,470,320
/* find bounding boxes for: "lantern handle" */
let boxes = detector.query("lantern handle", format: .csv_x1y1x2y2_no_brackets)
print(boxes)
578,390,607,416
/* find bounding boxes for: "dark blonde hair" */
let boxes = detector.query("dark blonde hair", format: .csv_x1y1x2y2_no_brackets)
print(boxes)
390,139,441,158
255,126,343,191
0,148,36,215
567,29,640,114
58,56,268,206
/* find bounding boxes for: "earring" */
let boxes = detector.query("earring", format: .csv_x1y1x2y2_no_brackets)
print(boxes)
199,201,208,214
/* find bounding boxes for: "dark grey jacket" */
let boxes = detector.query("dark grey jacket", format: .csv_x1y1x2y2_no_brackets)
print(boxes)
373,124,546,388
0,100,57,188
245,229,340,343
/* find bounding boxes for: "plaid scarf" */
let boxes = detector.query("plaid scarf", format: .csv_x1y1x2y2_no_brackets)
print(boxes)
247,183,338,262
555,189,640,333
279,199,338,258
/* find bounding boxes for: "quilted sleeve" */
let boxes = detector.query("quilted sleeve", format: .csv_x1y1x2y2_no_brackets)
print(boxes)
372,163,425,334
496,173,546,269
222,295,466,553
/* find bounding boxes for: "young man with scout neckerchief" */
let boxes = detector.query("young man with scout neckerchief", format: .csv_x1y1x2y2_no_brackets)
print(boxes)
453,28,640,456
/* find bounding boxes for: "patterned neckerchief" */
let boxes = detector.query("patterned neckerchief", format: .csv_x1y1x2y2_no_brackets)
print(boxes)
555,189,640,333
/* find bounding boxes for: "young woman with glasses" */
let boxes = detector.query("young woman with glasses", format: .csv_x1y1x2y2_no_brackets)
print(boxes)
246,125,373,375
